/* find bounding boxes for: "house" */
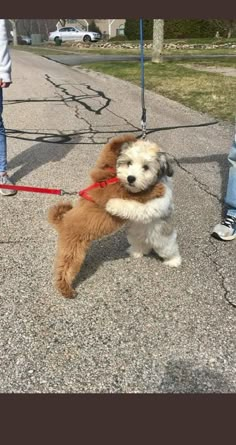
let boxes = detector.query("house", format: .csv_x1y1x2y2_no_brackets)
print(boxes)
94,19,126,38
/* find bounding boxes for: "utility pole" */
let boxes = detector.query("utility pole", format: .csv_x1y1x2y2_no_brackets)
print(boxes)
152,19,164,63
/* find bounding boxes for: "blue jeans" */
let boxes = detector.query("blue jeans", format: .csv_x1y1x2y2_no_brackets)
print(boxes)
225,139,236,218
0,88,7,173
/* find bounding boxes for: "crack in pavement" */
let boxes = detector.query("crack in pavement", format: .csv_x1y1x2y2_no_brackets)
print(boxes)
81,83,112,115
106,107,141,134
45,74,111,115
53,88,96,144
45,74,139,142
171,154,222,204
206,237,236,309
74,104,94,139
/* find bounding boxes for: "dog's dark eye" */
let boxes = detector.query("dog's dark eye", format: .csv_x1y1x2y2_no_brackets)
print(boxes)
127,161,132,167
143,165,149,171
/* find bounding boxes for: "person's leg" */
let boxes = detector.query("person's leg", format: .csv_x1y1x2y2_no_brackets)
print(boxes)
212,139,236,240
225,140,236,217
0,88,17,196
0,88,7,173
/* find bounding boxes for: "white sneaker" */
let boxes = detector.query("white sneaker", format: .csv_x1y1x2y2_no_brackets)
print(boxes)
0,174,17,196
212,215,236,241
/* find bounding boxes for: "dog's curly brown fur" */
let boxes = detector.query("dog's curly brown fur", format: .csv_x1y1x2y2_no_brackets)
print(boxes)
48,135,165,298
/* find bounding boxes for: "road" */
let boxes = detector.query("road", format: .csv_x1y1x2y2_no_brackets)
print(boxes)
0,49,235,393
44,52,236,66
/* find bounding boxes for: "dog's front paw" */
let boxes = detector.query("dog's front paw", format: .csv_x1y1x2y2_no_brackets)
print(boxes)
127,246,143,258
164,255,182,268
106,198,123,215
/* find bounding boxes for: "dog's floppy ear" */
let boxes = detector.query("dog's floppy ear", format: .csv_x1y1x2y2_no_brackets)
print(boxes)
158,152,174,177
120,141,133,152
109,134,137,153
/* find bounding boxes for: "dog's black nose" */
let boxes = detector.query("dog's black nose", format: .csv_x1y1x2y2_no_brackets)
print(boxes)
127,175,136,184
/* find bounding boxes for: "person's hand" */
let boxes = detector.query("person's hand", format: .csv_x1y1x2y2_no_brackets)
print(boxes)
0,80,11,88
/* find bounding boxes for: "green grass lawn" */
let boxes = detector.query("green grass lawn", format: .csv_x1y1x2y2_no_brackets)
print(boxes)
165,49,236,55
178,58,236,67
81,61,236,122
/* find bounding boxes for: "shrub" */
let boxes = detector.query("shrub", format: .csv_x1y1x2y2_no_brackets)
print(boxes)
89,20,101,34
124,19,236,41
164,19,219,39
124,19,153,40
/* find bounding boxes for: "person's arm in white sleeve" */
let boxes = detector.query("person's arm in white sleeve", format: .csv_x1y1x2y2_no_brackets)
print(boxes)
0,19,12,85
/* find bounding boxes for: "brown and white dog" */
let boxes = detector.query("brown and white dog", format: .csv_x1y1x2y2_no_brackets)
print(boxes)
48,134,167,298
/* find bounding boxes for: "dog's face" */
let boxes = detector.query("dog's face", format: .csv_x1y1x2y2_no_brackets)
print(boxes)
116,139,173,193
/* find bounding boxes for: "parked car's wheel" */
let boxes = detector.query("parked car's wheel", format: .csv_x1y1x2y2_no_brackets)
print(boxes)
54,36,62,46
83,35,91,42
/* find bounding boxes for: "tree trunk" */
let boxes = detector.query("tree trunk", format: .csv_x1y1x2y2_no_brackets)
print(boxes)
9,19,18,46
152,19,164,63
36,19,41,34
44,21,49,38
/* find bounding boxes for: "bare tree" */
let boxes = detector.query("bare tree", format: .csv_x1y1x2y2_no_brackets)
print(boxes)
152,19,164,63
225,19,236,38
9,19,18,46
56,19,66,30
211,19,236,39
20,19,32,36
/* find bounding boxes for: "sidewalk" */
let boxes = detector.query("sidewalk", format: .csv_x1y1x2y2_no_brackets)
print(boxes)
0,49,235,393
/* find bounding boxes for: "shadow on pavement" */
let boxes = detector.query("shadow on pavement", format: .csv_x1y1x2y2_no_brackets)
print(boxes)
8,140,77,183
146,120,218,137
159,359,235,393
73,231,129,289
6,119,218,147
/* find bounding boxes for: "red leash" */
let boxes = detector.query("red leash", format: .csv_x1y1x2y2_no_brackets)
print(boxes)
0,184,65,195
0,176,120,200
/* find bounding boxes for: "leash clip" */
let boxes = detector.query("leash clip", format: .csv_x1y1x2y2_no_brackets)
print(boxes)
61,190,78,196
141,120,146,139
141,107,147,139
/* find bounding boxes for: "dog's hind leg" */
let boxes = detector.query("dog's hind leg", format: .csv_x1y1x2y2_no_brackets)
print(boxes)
127,226,151,258
127,244,151,258
152,230,182,268
54,238,90,298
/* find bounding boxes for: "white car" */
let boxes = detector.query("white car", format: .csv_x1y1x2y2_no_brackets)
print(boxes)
48,27,101,43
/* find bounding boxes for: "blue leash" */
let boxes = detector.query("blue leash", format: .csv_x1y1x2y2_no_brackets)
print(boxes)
140,18,146,139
